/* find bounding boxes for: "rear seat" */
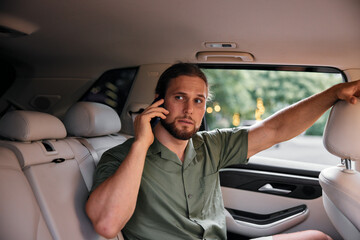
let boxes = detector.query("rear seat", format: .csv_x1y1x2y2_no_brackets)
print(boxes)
0,103,130,240
63,101,131,191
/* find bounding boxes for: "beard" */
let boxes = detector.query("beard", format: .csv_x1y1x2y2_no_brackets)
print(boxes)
160,117,199,140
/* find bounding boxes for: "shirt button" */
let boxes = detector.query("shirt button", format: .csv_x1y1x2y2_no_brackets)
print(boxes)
188,194,193,199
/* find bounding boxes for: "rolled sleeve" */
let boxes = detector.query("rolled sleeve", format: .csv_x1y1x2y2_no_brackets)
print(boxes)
197,128,249,170
90,138,134,192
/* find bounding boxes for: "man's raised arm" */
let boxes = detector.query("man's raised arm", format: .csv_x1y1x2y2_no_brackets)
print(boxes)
247,80,360,159
85,99,168,238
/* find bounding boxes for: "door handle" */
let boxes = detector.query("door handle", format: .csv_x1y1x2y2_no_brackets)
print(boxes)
258,183,292,194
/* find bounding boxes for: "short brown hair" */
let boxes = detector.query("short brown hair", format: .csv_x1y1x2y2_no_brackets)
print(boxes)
155,63,208,98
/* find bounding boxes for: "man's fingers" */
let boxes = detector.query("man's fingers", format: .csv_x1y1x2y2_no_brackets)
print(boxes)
143,107,169,116
150,98,165,107
350,96,358,104
134,99,168,125
142,105,169,116
338,80,360,104
343,95,357,104
135,109,167,123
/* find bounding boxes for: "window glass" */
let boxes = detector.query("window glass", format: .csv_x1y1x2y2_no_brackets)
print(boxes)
82,67,138,114
202,67,343,166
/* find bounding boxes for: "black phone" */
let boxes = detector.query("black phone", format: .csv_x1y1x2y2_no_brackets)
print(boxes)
150,96,165,128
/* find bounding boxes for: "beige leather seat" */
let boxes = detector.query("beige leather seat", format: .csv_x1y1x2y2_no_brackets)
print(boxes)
320,100,360,240
0,110,116,240
63,101,131,240
63,101,131,190
63,101,131,162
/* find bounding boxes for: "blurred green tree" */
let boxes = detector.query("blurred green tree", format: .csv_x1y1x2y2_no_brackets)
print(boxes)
203,69,342,136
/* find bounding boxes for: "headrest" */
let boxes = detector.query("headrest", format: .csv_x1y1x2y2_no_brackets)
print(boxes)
0,110,67,141
63,102,121,137
323,100,360,161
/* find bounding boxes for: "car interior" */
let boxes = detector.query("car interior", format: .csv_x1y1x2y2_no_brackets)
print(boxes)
1,0,360,239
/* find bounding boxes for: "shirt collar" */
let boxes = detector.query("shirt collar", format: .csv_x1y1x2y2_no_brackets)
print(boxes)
149,137,201,167
149,138,182,165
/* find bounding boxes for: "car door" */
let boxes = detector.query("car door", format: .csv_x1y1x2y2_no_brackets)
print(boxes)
221,157,341,239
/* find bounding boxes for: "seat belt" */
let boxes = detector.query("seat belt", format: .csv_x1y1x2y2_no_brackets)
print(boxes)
77,138,99,191
77,138,125,240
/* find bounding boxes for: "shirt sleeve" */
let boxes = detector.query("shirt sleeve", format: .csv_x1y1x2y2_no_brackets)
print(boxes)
90,138,134,192
200,128,249,170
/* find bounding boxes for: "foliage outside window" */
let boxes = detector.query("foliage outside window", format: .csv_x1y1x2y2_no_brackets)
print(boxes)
202,67,343,165
203,69,342,135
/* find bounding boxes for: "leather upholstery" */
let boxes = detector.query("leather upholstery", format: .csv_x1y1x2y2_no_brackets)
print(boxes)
323,100,360,161
63,101,121,137
63,102,128,239
320,100,360,240
0,110,111,239
0,147,52,240
0,107,127,239
1,140,74,168
0,110,66,141
319,167,360,239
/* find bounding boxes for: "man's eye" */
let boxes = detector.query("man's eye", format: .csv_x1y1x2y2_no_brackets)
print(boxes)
195,99,203,104
175,96,183,100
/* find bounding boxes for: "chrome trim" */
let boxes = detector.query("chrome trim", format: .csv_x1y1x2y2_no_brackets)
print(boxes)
220,168,319,183
258,183,292,194
342,158,352,170
234,208,309,229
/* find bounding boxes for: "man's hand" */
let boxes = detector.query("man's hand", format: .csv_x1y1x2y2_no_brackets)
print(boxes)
133,99,169,147
335,80,360,104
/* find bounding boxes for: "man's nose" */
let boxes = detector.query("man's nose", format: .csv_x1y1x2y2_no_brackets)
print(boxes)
184,101,193,114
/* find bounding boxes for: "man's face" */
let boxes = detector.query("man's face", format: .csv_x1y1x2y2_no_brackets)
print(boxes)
160,75,207,140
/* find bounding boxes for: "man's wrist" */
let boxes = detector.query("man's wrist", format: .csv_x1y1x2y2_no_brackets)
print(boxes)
132,139,152,151
327,83,342,105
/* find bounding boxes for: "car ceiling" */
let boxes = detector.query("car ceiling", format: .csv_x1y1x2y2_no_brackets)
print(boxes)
1,0,360,79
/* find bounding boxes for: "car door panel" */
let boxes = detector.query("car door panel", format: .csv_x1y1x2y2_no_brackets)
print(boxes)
221,159,343,240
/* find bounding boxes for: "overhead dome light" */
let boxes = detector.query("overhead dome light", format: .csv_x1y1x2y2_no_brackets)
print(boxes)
197,51,254,62
204,42,237,48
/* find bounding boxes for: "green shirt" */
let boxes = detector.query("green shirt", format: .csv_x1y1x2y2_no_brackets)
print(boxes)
92,128,248,240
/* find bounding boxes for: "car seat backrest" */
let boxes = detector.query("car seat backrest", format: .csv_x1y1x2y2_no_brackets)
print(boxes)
0,146,52,240
0,110,113,240
320,100,360,240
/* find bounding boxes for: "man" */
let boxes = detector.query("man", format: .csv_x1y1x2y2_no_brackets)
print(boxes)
86,63,359,240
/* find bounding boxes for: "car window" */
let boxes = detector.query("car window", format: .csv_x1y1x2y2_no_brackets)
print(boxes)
81,67,138,114
201,66,343,166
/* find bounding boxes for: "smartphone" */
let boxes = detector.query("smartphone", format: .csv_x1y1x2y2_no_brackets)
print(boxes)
150,96,165,128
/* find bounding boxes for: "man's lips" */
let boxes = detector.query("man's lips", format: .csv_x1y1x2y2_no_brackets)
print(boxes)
177,118,194,125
